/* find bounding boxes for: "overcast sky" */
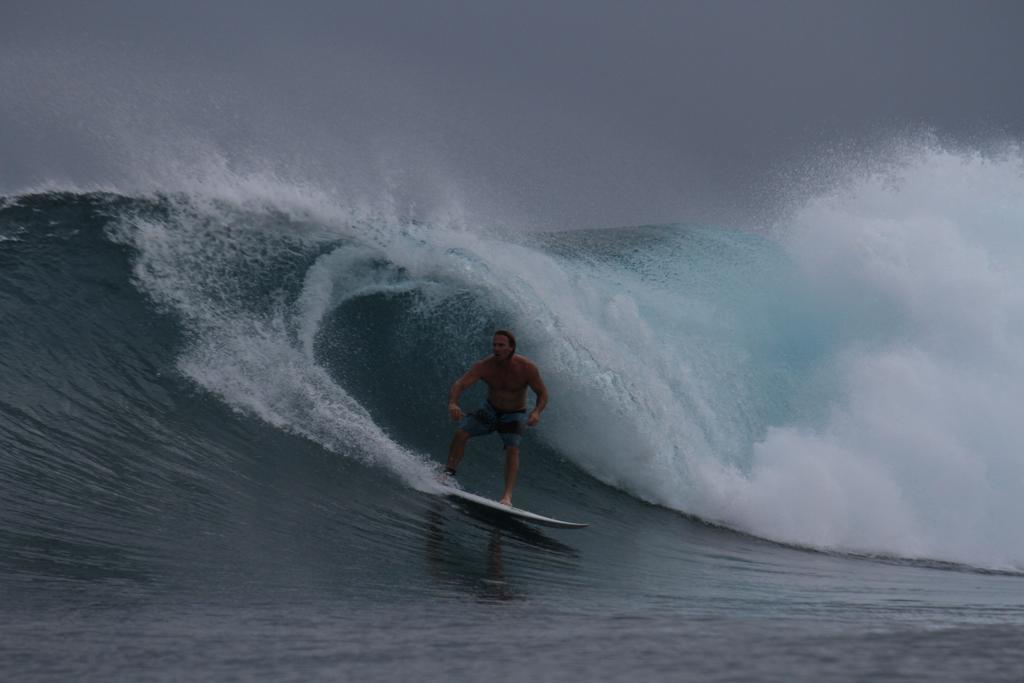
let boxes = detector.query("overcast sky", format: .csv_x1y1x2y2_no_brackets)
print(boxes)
2,1,1022,228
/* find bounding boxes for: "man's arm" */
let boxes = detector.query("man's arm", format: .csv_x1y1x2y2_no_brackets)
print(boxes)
527,364,548,427
448,363,482,421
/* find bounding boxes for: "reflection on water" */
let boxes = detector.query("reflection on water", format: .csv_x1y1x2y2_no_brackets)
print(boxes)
423,499,580,602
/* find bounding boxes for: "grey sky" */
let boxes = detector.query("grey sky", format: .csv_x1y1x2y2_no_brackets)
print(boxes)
2,1,1022,228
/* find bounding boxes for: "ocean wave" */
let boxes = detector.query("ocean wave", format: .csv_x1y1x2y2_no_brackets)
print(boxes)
3,140,1024,571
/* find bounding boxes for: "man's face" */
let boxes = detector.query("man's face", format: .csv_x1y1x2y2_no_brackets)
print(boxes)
492,335,513,360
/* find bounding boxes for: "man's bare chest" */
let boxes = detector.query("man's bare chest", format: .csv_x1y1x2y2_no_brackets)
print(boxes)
482,368,528,392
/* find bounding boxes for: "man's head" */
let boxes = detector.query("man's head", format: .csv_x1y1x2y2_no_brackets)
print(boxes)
492,330,516,360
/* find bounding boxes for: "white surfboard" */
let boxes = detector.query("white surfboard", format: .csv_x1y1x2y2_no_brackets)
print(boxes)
438,484,589,529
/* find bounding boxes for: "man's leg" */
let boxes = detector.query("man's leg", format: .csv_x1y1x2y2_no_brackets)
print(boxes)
499,446,519,505
447,429,471,474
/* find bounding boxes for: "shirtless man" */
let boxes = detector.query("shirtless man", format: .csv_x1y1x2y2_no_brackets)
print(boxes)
445,330,548,506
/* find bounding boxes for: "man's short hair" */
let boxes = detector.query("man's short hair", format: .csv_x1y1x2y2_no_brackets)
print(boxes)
494,329,516,354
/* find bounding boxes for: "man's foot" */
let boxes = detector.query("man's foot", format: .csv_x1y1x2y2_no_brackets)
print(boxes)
437,468,459,488
498,495,512,506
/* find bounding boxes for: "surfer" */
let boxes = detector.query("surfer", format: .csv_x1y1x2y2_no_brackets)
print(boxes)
445,330,548,506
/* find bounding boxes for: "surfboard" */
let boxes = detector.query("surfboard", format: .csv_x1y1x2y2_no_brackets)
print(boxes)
438,484,589,529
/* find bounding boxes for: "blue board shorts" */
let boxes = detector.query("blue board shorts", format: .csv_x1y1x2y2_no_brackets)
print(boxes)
459,401,528,448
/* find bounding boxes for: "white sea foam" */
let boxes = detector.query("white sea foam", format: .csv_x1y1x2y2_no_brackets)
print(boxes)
715,144,1024,568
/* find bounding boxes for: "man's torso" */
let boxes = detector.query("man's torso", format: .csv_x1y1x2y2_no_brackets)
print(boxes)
479,356,534,411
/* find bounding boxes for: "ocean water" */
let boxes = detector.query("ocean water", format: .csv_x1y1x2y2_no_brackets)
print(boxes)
3,143,1024,681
